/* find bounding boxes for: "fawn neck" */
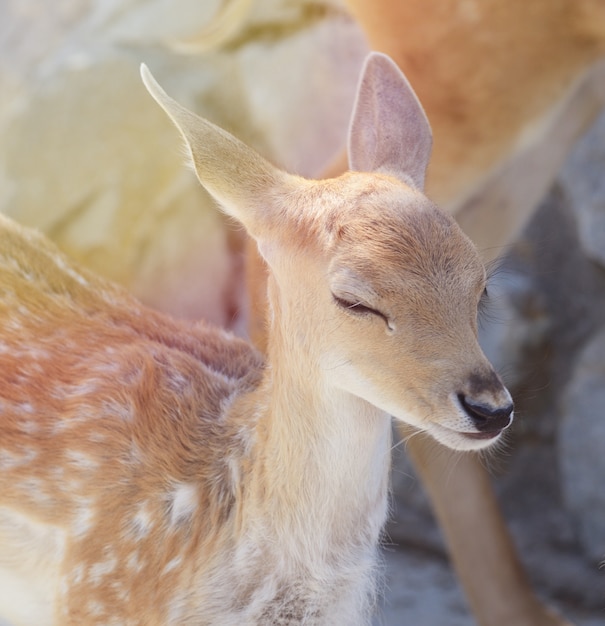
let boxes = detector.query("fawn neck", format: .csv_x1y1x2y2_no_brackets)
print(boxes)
236,274,392,556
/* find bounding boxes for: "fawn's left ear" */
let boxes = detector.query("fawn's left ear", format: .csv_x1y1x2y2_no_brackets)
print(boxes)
140,64,294,242
348,52,432,190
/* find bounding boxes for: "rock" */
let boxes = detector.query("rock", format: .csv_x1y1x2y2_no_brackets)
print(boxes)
478,267,549,388
559,327,605,563
0,0,237,326
560,109,605,269
0,0,366,329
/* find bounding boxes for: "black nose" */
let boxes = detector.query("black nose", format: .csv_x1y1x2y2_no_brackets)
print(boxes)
457,394,513,432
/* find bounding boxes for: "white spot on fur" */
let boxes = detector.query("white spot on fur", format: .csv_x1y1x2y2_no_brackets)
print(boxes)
87,600,106,616
126,550,144,573
162,556,183,575
52,413,92,434
0,447,37,470
50,466,65,481
65,450,98,470
72,501,95,538
16,478,52,506
111,580,129,602
128,442,143,464
166,371,189,392
71,381,100,396
89,556,117,585
130,503,153,539
71,562,86,585
104,399,134,422
89,432,107,443
6,318,22,332
167,483,198,527
28,347,50,361
92,361,122,375
20,420,38,435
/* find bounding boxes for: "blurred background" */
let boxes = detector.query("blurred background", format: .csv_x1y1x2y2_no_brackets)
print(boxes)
0,1,604,624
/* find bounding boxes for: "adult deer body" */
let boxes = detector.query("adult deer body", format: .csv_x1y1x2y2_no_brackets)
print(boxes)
0,54,511,625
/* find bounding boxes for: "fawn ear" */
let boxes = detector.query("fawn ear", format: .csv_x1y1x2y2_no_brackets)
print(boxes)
348,52,432,190
140,64,289,239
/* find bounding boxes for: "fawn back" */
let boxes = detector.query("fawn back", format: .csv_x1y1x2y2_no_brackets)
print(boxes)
0,213,263,625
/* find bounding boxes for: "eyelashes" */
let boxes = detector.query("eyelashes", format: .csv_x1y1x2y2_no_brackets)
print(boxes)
332,295,380,316
477,285,498,328
332,294,392,329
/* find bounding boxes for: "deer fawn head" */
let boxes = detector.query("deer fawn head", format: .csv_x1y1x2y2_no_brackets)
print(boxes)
141,53,513,451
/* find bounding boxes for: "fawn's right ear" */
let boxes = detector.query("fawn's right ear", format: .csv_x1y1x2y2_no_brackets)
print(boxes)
348,52,432,190
140,64,292,241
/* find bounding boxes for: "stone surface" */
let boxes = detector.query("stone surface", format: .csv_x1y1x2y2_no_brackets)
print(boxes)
559,328,605,563
477,267,550,388
560,109,605,269
377,545,605,626
0,0,366,329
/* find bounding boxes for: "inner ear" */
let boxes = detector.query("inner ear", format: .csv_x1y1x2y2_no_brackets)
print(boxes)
347,52,432,190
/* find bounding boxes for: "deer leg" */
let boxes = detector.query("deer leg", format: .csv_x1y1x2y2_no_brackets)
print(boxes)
403,430,572,626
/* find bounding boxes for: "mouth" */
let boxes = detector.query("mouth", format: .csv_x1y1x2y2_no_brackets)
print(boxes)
428,422,505,451
459,430,503,441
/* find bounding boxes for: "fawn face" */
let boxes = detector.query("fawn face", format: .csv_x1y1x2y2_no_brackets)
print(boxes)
260,173,513,451
322,177,511,450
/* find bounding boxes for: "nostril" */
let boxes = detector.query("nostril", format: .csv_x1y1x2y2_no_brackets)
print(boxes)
457,394,513,432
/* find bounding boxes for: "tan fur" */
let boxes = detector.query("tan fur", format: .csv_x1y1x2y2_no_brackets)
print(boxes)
344,0,605,250
0,54,512,625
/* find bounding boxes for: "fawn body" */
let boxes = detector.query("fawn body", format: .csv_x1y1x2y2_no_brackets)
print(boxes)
0,54,512,625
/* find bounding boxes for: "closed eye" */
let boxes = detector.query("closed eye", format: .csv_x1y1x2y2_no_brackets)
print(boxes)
332,294,392,330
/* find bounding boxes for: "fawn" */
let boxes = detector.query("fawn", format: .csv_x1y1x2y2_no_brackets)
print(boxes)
0,53,512,625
